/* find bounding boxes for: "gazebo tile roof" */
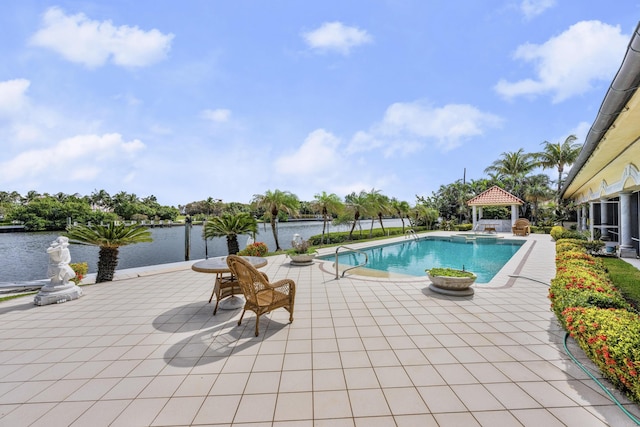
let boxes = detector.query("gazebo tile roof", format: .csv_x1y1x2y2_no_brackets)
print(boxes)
467,185,524,206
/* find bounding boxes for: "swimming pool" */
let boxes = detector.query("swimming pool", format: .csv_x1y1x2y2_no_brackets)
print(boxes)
321,235,525,283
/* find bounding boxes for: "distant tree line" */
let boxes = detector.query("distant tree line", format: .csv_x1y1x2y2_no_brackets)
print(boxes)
0,190,180,231
0,135,582,233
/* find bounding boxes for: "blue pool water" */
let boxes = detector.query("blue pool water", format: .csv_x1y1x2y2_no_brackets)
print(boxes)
322,236,525,283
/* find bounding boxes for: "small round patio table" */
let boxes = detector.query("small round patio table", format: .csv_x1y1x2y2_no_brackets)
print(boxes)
192,256,267,314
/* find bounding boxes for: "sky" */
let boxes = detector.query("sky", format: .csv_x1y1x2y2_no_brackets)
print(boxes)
1,1,639,207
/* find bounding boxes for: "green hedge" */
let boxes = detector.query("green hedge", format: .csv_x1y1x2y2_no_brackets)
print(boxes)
531,226,552,234
551,226,587,241
308,226,429,245
563,307,640,398
550,238,640,402
455,223,473,231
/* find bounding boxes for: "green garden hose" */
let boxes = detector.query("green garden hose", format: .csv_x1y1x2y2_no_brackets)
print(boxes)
563,332,640,425
510,274,640,424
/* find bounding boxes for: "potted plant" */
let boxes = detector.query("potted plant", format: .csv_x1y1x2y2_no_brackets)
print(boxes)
286,237,317,265
426,267,476,296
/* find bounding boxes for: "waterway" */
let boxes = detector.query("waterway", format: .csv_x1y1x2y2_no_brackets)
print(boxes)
0,219,402,282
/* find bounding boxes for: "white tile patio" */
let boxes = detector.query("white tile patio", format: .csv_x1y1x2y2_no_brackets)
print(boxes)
0,232,639,426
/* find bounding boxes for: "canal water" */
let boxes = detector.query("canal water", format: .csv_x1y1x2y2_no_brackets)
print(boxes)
0,219,402,282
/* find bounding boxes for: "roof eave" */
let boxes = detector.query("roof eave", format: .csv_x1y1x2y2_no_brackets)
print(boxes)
561,22,640,199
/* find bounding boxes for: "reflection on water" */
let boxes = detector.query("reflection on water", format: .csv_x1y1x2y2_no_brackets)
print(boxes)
0,219,401,282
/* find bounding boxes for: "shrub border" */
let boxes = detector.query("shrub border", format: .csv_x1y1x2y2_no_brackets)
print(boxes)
549,239,640,403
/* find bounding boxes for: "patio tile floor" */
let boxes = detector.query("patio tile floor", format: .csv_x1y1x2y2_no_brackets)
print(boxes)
1,232,639,426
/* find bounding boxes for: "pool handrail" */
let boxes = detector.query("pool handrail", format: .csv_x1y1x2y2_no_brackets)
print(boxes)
334,245,369,279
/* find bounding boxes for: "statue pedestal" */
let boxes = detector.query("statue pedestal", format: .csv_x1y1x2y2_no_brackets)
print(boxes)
34,283,83,306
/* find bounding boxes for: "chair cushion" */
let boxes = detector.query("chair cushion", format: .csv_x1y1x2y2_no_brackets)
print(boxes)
256,290,288,306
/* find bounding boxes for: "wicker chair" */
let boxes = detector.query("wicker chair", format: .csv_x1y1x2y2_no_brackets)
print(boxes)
226,255,296,336
512,218,531,236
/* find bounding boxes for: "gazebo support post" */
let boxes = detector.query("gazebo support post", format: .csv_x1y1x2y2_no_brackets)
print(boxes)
472,205,477,231
511,205,519,228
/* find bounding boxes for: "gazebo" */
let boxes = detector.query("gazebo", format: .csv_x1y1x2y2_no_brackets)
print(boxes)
467,186,524,232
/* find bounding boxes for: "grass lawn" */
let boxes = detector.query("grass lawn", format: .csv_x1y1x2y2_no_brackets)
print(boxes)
602,257,640,309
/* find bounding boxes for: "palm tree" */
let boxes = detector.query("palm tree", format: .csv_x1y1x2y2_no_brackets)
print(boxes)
536,135,582,203
484,148,537,181
524,174,553,225
66,222,152,283
23,190,41,204
390,198,411,233
484,148,537,207
312,191,343,245
345,191,368,239
204,197,223,217
251,189,299,251
365,189,390,237
203,212,258,255
112,191,139,208
90,189,112,211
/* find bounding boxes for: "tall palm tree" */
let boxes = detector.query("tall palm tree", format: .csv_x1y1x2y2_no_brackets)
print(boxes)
90,189,112,211
484,148,537,205
484,148,537,181
204,197,223,217
524,174,553,225
312,191,343,245
365,189,390,237
251,189,299,251
203,212,258,255
390,198,411,232
23,190,41,204
66,222,152,283
345,191,368,240
536,135,582,203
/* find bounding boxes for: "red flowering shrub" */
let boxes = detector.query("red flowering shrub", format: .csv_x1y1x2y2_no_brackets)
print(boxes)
550,238,640,402
563,307,640,401
69,262,88,285
237,242,268,257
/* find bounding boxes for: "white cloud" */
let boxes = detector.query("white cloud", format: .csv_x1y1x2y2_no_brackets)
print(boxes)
149,124,173,135
0,79,30,116
0,133,145,183
566,122,590,146
275,129,342,174
520,0,555,19
30,7,174,68
495,20,628,103
200,108,231,123
302,21,372,55
113,93,142,106
349,101,503,153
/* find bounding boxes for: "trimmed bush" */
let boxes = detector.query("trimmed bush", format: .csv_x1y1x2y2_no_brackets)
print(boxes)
555,238,605,255
69,262,88,285
237,242,268,257
550,226,587,241
550,226,565,240
455,223,473,231
564,307,640,400
308,226,429,245
531,226,552,234
550,239,640,402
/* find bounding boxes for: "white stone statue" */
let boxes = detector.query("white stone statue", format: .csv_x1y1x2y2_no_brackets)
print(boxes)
46,236,76,286
35,236,83,306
